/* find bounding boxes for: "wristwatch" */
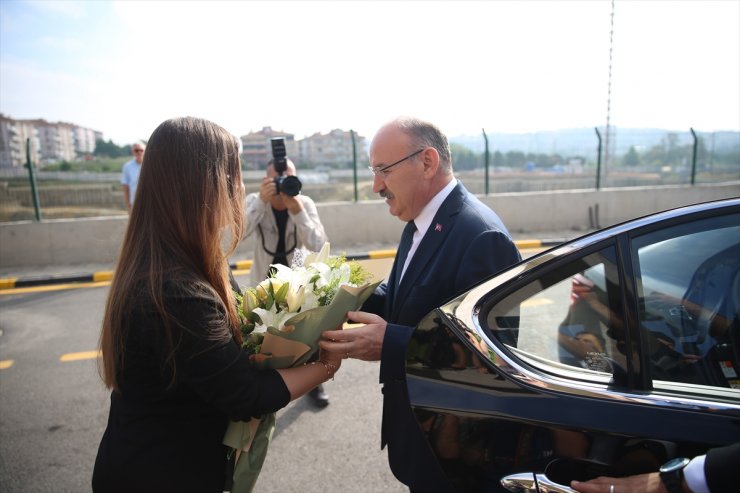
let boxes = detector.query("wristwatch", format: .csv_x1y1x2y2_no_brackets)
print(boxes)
659,457,690,493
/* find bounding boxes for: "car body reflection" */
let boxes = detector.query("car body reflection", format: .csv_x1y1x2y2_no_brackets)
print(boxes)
403,198,740,493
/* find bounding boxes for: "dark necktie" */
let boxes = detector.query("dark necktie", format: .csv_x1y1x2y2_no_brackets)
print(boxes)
395,220,416,288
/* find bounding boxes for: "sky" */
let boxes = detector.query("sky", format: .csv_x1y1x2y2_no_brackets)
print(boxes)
1,0,738,145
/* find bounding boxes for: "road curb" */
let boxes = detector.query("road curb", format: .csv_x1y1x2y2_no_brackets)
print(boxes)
0,239,564,290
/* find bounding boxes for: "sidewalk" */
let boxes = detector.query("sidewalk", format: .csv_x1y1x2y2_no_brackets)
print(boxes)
0,230,585,289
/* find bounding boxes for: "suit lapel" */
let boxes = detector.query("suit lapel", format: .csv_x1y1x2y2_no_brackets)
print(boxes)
391,183,466,320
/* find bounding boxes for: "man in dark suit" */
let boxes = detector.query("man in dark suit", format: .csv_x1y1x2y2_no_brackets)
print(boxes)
571,442,740,493
321,117,521,492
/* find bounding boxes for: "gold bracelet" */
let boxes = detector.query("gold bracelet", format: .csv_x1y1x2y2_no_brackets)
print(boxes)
308,360,338,380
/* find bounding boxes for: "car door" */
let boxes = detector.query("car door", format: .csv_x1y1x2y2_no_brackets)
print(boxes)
404,202,740,493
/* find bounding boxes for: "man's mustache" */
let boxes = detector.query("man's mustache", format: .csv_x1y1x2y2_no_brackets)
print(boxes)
379,190,394,199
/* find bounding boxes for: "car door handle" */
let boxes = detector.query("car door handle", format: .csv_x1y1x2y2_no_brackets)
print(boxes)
501,472,578,493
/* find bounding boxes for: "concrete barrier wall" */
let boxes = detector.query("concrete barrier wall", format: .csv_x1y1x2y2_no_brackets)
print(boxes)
1,182,738,268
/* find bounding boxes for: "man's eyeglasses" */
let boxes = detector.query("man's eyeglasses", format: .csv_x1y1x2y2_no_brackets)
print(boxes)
133,149,144,153
368,149,423,177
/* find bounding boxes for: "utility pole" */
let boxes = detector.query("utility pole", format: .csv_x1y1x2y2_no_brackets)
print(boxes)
603,0,616,180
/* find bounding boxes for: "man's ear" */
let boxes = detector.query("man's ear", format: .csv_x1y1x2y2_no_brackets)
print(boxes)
421,147,440,178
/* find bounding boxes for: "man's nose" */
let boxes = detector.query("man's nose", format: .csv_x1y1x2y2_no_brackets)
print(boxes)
372,174,385,194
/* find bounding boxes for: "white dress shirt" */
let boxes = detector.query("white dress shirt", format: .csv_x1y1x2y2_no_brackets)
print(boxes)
400,178,458,281
684,454,709,493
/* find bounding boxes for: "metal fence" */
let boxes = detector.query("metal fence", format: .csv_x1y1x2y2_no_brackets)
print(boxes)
1,128,738,222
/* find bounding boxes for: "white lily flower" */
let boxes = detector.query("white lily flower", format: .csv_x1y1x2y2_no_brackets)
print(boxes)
301,289,320,311
272,264,313,313
305,242,331,266
275,264,315,287
253,306,297,332
251,323,268,334
311,262,331,289
270,263,291,280
333,263,351,286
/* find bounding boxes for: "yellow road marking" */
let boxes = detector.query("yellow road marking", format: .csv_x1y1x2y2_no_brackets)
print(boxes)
515,239,544,249
0,278,17,289
1,243,551,296
93,271,114,282
0,281,112,295
0,360,14,370
368,249,396,259
60,350,101,362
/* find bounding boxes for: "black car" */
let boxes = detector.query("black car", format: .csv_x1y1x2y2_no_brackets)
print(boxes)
404,198,740,492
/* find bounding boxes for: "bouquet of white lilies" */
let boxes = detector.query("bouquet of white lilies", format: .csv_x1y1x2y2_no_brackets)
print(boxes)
223,243,379,492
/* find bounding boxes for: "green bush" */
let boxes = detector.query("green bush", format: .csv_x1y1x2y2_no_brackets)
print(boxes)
42,157,129,172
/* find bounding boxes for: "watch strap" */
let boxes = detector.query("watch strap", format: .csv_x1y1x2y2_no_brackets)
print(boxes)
660,468,684,493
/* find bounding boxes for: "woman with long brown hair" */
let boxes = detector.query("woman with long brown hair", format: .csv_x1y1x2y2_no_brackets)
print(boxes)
92,117,341,492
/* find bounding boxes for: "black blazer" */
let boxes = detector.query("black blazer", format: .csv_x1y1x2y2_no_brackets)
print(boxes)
92,277,290,493
364,181,522,492
705,442,740,492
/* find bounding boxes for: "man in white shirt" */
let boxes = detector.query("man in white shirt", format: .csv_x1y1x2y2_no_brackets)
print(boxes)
121,142,145,212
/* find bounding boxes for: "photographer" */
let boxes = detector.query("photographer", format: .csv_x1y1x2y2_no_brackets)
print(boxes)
244,153,330,407
245,156,328,284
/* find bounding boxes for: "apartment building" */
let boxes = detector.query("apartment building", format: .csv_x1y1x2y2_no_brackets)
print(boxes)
239,127,297,170
0,114,40,169
239,126,368,170
0,114,102,168
297,129,367,168
37,121,76,163
74,125,99,155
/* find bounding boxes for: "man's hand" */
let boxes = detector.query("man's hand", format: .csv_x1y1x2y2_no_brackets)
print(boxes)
258,176,277,203
320,311,387,362
281,193,304,214
571,472,667,493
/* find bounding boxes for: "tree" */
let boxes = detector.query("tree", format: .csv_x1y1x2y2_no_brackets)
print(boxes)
94,138,128,158
450,143,479,170
505,151,526,168
623,146,640,166
492,150,505,168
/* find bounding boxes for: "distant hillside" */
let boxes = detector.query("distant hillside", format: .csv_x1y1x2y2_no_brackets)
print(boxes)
451,128,740,158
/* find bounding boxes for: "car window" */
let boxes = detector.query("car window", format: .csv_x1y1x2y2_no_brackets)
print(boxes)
632,213,740,392
483,247,630,385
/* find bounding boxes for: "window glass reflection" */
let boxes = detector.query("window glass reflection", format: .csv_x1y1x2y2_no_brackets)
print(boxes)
633,215,740,390
483,248,627,383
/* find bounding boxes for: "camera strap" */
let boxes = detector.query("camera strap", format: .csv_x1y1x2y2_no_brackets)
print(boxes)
257,223,297,257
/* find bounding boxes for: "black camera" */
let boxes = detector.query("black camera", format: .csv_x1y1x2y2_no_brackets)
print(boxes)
270,137,301,197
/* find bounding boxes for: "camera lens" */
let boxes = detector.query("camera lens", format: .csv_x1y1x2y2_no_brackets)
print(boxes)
280,175,302,197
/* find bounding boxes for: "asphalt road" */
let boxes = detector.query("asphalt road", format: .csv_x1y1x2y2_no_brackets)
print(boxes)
0,251,550,493
0,263,407,493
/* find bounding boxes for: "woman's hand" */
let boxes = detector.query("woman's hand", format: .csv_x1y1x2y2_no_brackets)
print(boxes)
318,347,342,377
